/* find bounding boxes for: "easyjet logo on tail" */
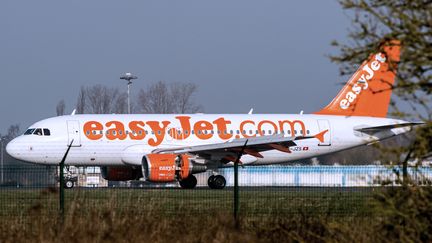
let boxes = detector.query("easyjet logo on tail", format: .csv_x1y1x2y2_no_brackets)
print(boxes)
305,40,399,117
339,53,387,110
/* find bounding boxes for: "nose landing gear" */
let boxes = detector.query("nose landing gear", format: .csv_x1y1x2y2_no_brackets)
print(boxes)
208,175,226,189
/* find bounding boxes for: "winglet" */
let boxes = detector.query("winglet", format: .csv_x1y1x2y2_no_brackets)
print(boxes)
314,130,328,143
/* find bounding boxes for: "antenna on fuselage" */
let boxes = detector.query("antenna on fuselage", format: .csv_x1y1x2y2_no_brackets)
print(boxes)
71,109,76,116
248,108,253,115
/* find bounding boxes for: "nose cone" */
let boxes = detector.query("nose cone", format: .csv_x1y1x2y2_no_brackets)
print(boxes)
6,138,20,160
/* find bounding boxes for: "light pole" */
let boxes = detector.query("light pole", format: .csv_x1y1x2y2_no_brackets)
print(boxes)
120,72,138,114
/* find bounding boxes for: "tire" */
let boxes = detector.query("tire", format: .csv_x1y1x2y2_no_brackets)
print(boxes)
208,175,226,189
179,175,197,189
64,180,74,189
207,175,215,188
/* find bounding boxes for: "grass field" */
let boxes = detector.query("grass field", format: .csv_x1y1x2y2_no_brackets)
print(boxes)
0,186,374,217
1,186,430,242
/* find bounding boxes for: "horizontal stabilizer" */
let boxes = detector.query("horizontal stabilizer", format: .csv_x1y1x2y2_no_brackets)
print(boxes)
355,122,424,133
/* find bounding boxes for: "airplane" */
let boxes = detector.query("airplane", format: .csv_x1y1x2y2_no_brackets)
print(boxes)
6,40,420,189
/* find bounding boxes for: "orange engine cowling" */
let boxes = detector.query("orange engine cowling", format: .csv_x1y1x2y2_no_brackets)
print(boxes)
142,154,205,182
101,166,142,181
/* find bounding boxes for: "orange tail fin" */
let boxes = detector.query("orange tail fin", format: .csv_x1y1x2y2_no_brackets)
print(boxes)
315,40,401,117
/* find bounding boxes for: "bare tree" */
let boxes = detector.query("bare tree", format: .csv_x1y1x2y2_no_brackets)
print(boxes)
2,124,20,142
139,81,173,114
171,82,202,113
56,100,66,116
75,85,127,114
76,86,86,114
114,92,128,114
137,81,202,114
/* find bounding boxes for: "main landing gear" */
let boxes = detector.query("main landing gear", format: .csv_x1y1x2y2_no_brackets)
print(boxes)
208,175,226,189
178,174,227,189
179,175,197,189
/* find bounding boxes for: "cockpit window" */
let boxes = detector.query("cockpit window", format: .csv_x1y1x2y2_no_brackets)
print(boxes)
43,129,51,136
24,128,51,136
24,128,35,135
34,128,43,136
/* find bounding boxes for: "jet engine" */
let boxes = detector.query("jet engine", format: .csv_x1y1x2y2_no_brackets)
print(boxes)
101,166,142,181
142,154,206,182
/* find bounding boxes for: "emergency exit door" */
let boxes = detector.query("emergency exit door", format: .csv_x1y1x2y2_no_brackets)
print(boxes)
67,120,82,147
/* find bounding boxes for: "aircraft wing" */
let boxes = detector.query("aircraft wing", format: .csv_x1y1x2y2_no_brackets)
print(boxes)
152,130,327,162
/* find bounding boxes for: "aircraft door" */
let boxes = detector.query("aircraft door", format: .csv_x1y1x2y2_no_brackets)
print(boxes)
317,119,331,146
67,120,82,147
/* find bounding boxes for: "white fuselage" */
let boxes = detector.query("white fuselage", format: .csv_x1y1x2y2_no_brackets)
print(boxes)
6,114,410,167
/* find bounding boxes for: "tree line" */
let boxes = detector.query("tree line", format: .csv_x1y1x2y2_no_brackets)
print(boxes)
56,81,202,116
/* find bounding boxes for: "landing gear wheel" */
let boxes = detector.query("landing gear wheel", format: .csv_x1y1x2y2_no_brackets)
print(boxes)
179,175,197,189
208,175,226,189
208,175,216,186
64,180,74,189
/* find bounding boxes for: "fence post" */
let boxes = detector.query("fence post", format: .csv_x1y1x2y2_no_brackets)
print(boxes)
59,161,65,218
59,140,74,221
234,154,239,221
234,140,248,226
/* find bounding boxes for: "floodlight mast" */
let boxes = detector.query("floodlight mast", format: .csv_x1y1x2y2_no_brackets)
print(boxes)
120,72,137,114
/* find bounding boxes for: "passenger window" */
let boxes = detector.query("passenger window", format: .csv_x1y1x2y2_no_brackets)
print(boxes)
24,128,35,135
34,128,43,136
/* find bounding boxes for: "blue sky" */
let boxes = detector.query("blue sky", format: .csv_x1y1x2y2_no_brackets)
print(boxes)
0,1,351,133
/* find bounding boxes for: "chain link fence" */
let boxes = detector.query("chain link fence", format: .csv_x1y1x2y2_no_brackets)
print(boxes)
0,165,431,218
